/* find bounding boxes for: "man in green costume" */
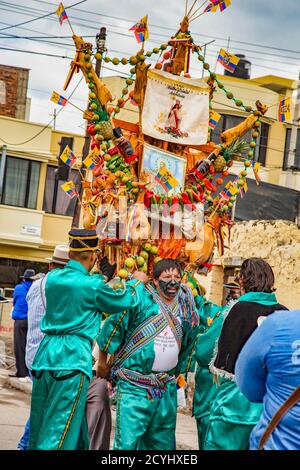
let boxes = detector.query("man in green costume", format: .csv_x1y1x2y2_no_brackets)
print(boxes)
193,293,223,450
97,259,199,450
29,229,147,450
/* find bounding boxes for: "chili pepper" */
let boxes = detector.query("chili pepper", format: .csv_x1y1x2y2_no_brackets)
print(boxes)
168,196,173,207
158,195,164,205
155,195,161,203
181,192,191,204
163,198,169,217
178,195,184,209
203,179,214,191
186,189,194,203
151,196,157,205
170,196,179,216
192,185,199,193
144,190,153,208
191,189,202,203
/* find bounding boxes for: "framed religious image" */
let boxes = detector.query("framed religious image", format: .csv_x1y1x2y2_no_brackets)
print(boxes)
140,143,187,196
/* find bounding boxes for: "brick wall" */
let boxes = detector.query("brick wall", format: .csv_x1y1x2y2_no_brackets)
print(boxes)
0,65,29,119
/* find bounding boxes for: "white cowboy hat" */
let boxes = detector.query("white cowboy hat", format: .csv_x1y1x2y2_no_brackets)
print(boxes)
45,245,69,266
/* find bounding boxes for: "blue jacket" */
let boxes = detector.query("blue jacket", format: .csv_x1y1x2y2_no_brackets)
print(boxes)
235,310,300,450
12,281,32,320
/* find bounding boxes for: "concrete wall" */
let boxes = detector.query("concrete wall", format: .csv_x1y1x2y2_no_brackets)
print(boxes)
223,220,300,310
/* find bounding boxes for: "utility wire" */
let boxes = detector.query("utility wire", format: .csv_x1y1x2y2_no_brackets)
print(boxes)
0,0,87,32
0,76,84,145
28,0,300,57
1,2,300,63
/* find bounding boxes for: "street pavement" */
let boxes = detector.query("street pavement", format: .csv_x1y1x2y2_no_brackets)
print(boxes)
0,369,30,450
0,367,198,450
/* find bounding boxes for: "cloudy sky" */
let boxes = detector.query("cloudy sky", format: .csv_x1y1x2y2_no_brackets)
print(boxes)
0,0,299,134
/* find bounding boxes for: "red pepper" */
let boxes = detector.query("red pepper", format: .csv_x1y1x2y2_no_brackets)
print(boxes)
191,190,202,203
163,198,169,217
203,178,214,191
195,169,204,180
170,196,179,216
124,154,138,163
144,190,153,208
181,192,191,204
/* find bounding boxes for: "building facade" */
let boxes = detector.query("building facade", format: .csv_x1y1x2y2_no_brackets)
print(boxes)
0,114,84,288
103,73,300,191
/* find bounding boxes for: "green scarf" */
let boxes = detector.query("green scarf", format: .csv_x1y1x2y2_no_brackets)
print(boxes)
238,291,278,306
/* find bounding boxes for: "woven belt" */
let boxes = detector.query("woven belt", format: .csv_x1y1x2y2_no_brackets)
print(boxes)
111,367,175,399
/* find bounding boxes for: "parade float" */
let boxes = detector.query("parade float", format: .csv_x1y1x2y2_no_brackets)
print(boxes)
55,0,269,291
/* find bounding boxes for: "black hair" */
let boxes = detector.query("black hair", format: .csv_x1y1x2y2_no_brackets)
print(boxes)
153,259,182,279
240,257,275,293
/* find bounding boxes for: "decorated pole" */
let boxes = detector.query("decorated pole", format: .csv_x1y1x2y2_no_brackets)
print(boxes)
72,28,107,227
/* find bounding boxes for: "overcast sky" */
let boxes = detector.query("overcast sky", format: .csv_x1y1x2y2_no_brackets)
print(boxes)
0,0,299,134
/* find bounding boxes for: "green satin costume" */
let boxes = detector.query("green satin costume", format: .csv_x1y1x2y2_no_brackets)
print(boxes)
98,287,199,450
29,260,145,450
192,295,223,450
203,292,281,450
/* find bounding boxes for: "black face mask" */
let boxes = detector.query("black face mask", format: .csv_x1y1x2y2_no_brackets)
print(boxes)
158,280,181,298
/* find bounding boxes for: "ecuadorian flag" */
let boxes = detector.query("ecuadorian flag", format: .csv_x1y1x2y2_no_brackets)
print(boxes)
209,111,221,129
278,98,291,122
217,48,240,73
56,2,68,25
155,166,178,192
60,146,77,167
61,181,77,198
83,154,96,170
130,16,149,44
50,91,68,106
219,0,231,12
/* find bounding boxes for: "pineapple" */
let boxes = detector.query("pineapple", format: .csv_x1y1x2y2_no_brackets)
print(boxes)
213,155,227,173
97,120,114,140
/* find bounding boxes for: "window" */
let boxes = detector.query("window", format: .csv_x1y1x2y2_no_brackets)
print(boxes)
283,128,300,170
43,166,80,216
257,122,269,166
1,157,40,209
211,114,269,166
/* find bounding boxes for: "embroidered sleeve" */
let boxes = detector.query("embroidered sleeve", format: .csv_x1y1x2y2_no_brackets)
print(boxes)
97,309,131,355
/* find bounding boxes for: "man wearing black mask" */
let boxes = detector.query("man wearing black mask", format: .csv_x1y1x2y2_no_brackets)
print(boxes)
97,259,200,450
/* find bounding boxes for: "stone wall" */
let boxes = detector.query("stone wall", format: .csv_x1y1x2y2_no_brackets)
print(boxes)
223,220,300,310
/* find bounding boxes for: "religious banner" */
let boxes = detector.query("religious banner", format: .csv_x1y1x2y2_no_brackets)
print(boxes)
142,69,209,145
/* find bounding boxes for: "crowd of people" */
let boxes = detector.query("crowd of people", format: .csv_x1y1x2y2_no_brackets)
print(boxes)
11,228,300,451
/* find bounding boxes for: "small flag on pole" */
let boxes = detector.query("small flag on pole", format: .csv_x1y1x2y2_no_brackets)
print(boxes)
252,161,261,184
278,98,291,122
204,1,219,13
240,180,248,198
221,180,239,199
217,48,240,73
155,166,178,192
56,2,68,25
61,181,77,198
204,0,231,13
83,153,96,170
219,0,231,12
60,146,77,167
129,16,149,44
50,91,68,106
209,110,222,129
